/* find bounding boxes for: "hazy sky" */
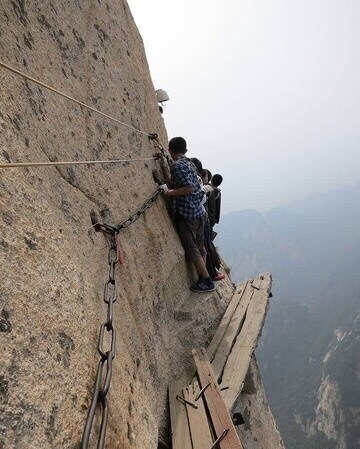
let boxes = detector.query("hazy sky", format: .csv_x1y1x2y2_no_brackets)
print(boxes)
128,0,360,212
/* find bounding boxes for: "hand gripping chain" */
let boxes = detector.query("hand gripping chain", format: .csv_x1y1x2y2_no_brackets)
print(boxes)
81,225,119,449
150,136,173,167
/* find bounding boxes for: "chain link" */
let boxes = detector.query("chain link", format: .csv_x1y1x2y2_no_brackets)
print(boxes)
81,227,118,449
82,189,161,447
151,136,172,167
117,188,162,230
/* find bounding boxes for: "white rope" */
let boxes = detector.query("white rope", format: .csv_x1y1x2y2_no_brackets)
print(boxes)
0,156,159,169
0,60,152,137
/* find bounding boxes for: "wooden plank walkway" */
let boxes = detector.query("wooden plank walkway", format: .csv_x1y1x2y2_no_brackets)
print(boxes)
207,280,248,362
193,348,244,449
184,380,213,449
169,379,193,449
211,278,263,380
169,273,272,448
220,273,271,409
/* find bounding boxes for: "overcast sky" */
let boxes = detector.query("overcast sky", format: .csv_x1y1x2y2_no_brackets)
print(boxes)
128,0,360,213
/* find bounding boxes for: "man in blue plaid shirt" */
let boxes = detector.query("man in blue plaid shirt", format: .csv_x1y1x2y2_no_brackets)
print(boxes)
163,137,215,293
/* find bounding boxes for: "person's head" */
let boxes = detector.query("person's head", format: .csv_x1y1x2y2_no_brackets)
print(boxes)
205,169,212,183
168,137,187,158
211,174,223,187
190,157,203,176
201,169,209,185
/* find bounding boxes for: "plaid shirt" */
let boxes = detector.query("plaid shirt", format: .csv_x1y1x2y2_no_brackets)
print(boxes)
170,157,205,219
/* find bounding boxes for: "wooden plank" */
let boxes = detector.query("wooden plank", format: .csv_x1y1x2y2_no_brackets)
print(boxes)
220,273,272,410
211,277,263,380
169,379,193,449
193,348,245,449
184,380,213,449
207,280,248,361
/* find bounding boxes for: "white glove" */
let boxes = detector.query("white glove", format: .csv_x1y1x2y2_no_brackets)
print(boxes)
159,184,169,193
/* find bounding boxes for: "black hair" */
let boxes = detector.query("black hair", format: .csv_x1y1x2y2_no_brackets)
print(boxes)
205,169,212,181
212,174,223,187
169,137,187,154
189,157,203,175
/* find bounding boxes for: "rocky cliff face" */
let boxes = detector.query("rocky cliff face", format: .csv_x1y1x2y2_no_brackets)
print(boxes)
235,357,285,449
304,319,360,449
0,2,282,448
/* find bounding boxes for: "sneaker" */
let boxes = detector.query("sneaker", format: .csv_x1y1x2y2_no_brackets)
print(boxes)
190,280,215,293
214,273,226,282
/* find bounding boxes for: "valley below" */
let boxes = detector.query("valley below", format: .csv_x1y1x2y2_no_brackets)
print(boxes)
217,184,360,449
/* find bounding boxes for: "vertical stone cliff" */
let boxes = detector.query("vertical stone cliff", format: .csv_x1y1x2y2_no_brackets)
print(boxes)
0,2,283,448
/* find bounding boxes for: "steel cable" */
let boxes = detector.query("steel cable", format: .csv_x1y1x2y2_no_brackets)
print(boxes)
0,60,153,137
0,155,161,169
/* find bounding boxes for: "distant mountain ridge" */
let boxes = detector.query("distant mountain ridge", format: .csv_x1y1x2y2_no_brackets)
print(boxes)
217,183,360,449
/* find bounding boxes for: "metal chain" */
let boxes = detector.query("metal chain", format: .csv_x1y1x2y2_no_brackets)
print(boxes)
117,188,162,230
151,136,172,167
81,225,119,449
82,189,161,446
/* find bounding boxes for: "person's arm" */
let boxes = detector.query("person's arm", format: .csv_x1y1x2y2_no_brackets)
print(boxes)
166,162,195,196
160,155,171,184
165,186,194,196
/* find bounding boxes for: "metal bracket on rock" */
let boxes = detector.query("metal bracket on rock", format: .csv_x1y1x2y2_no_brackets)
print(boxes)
232,412,245,426
93,222,118,235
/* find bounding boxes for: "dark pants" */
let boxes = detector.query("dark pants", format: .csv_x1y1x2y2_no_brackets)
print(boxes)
204,218,221,280
175,215,206,262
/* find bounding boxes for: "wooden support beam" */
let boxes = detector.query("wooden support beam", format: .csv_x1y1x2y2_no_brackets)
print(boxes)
169,379,193,449
184,380,213,449
192,348,245,449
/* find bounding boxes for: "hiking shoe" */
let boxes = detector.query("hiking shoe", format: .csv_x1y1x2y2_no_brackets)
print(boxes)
214,273,226,281
190,280,215,293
